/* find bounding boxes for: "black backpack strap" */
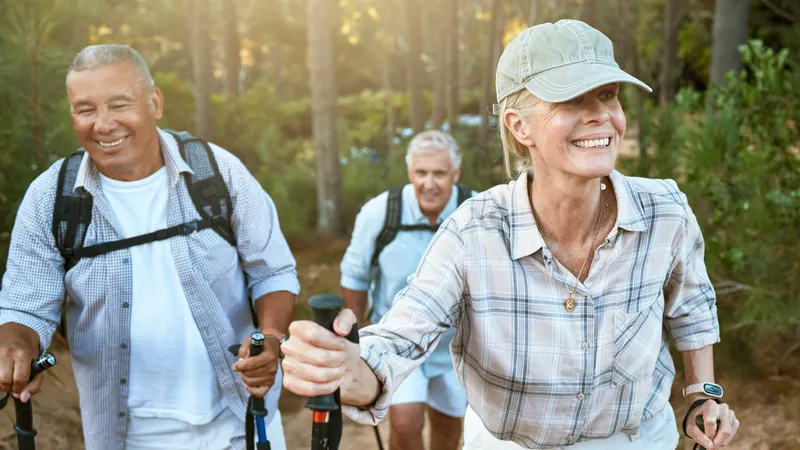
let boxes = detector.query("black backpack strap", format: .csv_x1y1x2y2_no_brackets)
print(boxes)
370,187,404,268
167,130,235,246
53,151,93,271
456,184,472,206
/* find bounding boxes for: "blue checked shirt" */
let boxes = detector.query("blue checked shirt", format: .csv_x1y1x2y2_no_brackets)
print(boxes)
0,129,300,450
344,170,720,448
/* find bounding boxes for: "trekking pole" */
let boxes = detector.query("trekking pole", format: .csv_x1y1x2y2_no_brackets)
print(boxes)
305,295,343,450
0,352,57,450
304,294,364,450
229,332,271,450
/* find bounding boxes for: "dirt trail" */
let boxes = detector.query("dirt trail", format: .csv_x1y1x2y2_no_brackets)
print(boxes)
2,242,799,450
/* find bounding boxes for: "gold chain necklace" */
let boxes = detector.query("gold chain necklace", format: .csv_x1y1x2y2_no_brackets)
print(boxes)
533,179,608,312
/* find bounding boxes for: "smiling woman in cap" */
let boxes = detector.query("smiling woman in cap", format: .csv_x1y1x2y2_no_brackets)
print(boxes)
280,20,739,450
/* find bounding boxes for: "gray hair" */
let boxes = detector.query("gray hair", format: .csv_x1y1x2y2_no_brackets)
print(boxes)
405,130,462,170
66,44,154,92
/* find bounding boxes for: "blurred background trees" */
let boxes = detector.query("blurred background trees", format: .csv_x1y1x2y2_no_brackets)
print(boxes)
0,0,798,376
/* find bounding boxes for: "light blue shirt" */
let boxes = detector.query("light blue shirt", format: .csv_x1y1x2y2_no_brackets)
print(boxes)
340,184,472,378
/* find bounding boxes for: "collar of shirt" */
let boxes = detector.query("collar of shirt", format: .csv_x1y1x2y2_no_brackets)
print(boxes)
405,184,460,225
73,128,193,196
508,170,649,261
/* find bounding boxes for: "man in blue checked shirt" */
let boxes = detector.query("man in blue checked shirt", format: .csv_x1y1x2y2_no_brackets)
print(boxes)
0,44,297,450
340,130,472,450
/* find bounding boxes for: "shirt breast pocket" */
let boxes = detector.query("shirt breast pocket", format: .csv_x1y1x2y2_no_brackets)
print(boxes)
611,291,664,386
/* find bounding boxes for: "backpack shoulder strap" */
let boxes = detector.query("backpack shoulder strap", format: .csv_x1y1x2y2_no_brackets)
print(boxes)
52,150,93,271
370,187,404,268
456,184,473,206
166,130,235,246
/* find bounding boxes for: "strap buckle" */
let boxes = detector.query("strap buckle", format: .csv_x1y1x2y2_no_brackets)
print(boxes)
178,221,199,235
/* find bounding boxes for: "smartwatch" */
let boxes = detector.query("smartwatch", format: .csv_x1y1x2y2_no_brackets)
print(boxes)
682,382,723,399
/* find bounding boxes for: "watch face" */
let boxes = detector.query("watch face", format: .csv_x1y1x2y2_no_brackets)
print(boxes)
704,383,723,397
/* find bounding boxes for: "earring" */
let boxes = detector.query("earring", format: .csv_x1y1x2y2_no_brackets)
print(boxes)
600,180,607,191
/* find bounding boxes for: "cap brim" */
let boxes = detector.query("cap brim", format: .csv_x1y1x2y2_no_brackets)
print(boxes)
523,62,652,103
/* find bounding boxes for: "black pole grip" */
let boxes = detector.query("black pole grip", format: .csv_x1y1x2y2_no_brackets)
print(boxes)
14,352,57,450
304,294,345,412
248,333,268,417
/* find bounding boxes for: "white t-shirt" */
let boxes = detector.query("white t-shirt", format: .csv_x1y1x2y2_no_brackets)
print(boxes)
100,166,224,425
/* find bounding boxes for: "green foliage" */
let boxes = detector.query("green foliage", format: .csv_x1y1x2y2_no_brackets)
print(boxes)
624,40,800,373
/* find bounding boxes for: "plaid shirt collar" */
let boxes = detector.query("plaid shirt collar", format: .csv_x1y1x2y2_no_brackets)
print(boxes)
508,170,649,261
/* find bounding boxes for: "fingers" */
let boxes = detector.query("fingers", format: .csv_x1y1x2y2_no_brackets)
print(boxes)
282,356,346,385
280,338,348,369
20,372,44,403
238,336,250,359
283,374,340,398
333,309,358,337
714,408,740,447
287,321,346,351
241,374,274,388
245,385,270,398
11,356,31,396
686,422,715,450
232,351,278,373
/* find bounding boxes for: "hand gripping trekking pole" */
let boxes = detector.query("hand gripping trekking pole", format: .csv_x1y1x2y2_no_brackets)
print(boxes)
305,294,360,450
229,332,271,450
0,352,57,450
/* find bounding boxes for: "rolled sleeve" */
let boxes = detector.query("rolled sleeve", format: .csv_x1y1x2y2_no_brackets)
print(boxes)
342,218,467,424
664,198,720,352
223,149,300,301
0,167,65,352
340,197,385,292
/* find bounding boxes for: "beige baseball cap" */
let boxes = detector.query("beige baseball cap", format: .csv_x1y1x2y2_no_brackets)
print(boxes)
495,19,652,104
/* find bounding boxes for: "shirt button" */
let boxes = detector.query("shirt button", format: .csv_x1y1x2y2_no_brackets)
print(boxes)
122,258,130,264
120,343,128,349
566,436,574,442
581,342,589,350
577,393,585,400
118,412,125,418
122,302,130,308
120,378,127,385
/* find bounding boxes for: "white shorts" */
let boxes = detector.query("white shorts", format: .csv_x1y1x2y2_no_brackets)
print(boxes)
390,366,468,418
462,401,680,450
124,407,286,450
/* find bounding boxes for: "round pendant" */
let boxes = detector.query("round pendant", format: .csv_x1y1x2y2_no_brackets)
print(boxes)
564,297,576,312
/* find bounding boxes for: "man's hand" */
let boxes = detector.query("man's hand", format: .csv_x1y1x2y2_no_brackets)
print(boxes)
0,341,43,404
685,397,740,450
0,324,43,404
232,334,281,398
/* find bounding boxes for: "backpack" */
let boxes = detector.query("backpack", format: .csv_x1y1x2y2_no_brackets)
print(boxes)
52,130,243,334
369,184,472,268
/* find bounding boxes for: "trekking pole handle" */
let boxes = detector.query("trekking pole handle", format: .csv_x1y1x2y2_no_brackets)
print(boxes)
30,353,57,380
248,332,268,417
304,295,344,413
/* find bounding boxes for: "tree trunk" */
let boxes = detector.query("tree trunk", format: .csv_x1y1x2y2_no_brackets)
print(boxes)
430,7,446,130
709,0,750,86
405,0,426,133
383,53,397,153
307,0,344,237
222,0,241,100
660,0,681,105
477,0,504,152
445,0,460,128
191,0,213,139
31,51,45,171
272,43,286,103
